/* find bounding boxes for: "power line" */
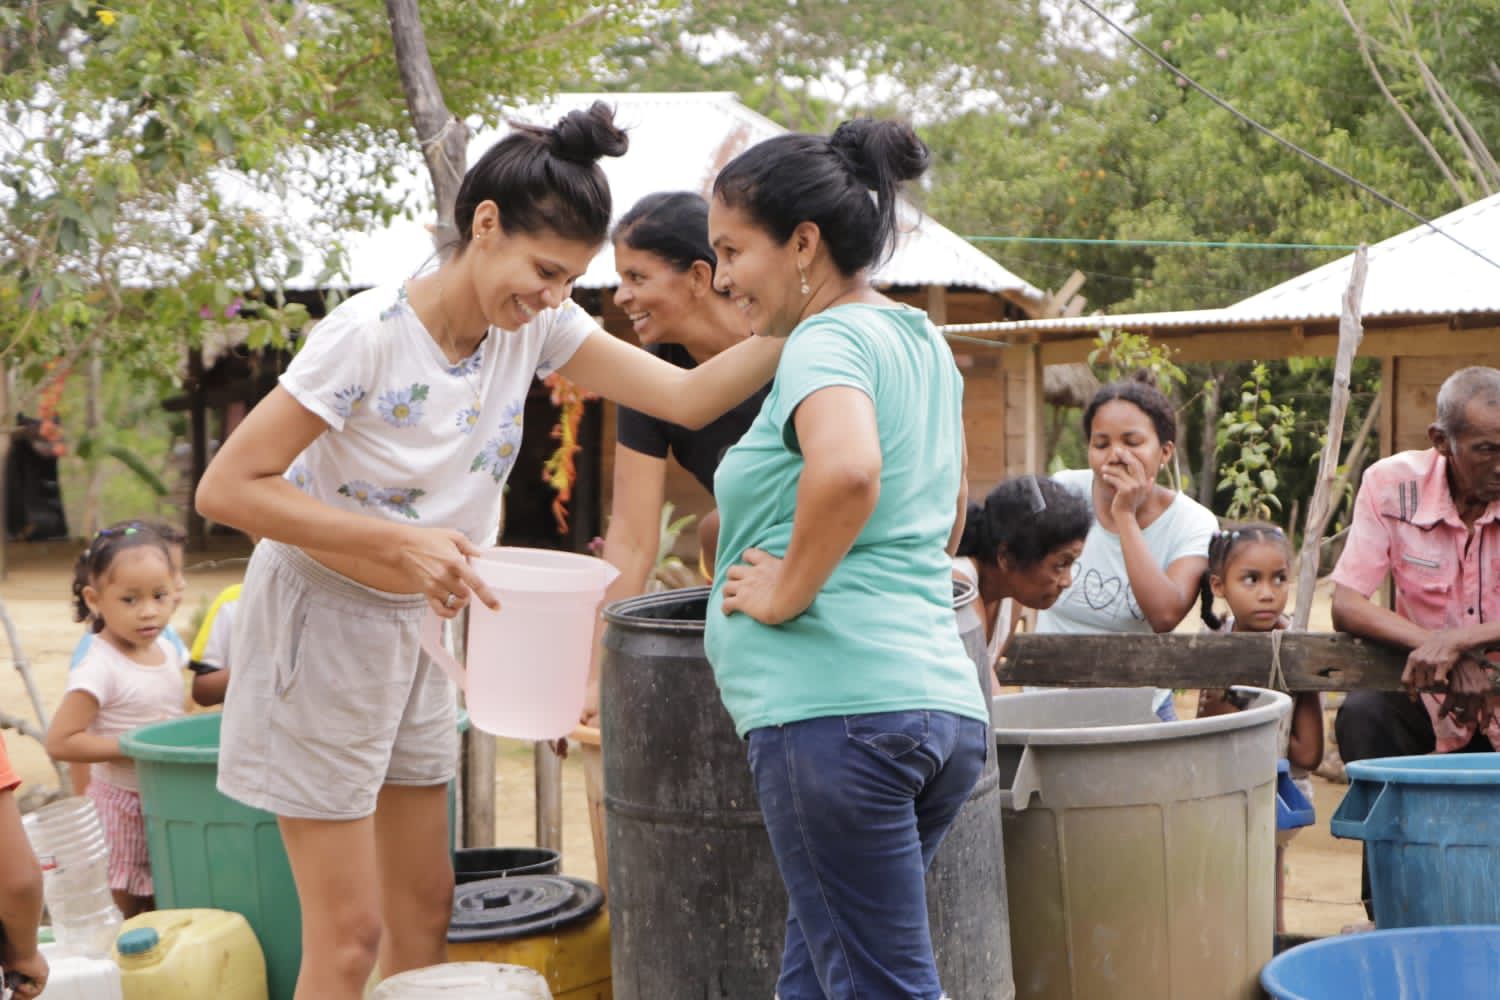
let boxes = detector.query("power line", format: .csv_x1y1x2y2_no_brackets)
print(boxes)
1072,0,1500,273
965,236,1358,251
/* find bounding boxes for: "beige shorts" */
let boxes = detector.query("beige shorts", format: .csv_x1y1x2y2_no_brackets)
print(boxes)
218,541,457,821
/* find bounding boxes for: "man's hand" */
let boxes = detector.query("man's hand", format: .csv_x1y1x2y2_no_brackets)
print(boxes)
1402,630,1476,692
1435,658,1494,728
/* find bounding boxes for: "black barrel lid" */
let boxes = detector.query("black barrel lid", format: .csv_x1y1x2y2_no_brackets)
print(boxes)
448,875,604,942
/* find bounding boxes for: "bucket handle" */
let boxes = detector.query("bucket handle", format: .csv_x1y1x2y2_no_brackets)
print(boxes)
419,611,467,691
996,743,1043,812
1330,778,1398,842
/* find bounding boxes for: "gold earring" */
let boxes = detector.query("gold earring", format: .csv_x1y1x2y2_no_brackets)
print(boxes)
798,264,810,296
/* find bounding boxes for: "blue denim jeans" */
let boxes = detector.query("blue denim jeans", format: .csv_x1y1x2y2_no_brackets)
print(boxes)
747,710,988,1000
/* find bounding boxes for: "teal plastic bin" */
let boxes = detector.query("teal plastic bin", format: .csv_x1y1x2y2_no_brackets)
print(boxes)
1331,754,1500,927
122,711,467,1000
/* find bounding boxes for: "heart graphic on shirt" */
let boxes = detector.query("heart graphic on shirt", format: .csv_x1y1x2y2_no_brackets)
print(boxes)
1081,568,1122,611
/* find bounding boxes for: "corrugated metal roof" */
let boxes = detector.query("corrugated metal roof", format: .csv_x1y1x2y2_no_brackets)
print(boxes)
1225,191,1500,321
942,190,1500,337
277,92,1044,303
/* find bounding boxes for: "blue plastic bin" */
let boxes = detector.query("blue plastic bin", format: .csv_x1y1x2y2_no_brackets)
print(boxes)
1331,754,1500,927
1276,759,1315,830
1261,925,1500,999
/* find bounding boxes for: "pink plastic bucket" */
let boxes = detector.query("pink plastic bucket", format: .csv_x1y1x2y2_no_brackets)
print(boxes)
420,547,618,740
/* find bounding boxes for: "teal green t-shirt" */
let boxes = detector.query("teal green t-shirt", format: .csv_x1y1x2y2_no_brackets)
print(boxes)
704,302,988,737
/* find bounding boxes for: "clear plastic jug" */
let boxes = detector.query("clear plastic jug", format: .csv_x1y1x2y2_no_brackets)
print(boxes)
20,797,123,959
420,547,618,741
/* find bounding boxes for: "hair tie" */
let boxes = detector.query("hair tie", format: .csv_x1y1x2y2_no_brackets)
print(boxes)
1024,474,1047,515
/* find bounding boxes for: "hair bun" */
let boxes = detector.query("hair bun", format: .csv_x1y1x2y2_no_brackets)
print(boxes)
829,118,930,190
1129,368,1160,388
549,101,628,164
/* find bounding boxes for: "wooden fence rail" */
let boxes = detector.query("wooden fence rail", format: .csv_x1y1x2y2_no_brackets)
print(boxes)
999,631,1481,693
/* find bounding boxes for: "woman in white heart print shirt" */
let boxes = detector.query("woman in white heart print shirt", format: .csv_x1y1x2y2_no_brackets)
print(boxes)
1035,373,1219,720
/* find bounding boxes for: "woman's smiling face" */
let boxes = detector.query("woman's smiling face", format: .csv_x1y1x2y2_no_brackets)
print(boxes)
707,197,804,338
612,242,701,346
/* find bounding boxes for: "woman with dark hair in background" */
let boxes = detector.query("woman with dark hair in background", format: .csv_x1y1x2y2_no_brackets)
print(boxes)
582,191,769,726
197,104,783,999
704,117,988,999
953,474,1093,682
1036,374,1219,719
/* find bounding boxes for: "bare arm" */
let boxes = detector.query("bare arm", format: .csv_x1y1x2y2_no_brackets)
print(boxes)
582,446,666,726
45,690,123,764
0,786,46,998
722,387,881,623
558,329,782,431
1330,583,1430,648
196,386,495,616
1118,520,1206,633
191,669,231,707
946,431,969,558
1287,692,1325,772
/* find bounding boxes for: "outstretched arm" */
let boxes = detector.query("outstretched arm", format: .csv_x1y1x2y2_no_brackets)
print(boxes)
558,329,782,430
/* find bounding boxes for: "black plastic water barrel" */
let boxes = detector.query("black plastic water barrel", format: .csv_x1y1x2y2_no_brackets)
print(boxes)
452,847,561,886
602,581,1012,999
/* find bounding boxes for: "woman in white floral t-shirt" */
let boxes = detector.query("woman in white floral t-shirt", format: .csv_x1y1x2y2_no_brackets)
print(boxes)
197,102,782,1000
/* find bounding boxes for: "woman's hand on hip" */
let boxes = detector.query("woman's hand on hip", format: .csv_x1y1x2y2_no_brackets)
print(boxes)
392,527,501,618
1099,447,1153,521
721,548,800,625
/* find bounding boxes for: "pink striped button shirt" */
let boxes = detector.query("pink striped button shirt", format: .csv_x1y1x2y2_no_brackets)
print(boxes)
1331,448,1500,751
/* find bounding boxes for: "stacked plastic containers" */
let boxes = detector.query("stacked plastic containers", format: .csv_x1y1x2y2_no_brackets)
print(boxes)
20,797,123,958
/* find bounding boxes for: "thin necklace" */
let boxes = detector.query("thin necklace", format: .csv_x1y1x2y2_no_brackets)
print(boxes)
437,275,484,409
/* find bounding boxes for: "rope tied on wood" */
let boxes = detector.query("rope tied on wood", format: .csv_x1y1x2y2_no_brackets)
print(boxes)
1266,630,1289,692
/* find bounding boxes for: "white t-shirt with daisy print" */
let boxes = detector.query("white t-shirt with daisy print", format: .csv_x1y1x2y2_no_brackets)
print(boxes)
279,283,596,545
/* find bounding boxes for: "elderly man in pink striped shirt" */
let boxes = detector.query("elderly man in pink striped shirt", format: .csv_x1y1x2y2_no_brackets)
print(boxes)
1332,365,1500,916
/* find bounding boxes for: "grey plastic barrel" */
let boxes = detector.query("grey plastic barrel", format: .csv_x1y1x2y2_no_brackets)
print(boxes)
602,581,1011,999
991,686,1290,1000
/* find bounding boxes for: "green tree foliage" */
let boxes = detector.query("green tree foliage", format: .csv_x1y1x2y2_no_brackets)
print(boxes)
1,1,646,401
925,0,1498,314
1216,364,1296,521
2,0,648,528
597,0,1115,132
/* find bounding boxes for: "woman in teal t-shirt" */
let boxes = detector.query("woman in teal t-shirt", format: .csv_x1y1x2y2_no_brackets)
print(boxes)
704,118,989,1000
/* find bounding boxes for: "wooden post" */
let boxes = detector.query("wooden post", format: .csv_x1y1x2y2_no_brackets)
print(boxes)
534,741,563,852
925,285,949,326
1377,355,1396,456
1022,343,1045,475
458,610,497,848
1292,245,1368,632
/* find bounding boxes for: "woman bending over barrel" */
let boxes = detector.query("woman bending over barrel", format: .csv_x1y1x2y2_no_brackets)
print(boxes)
704,118,989,1000
953,474,1093,683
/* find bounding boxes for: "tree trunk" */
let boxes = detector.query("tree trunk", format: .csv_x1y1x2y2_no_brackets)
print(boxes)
384,0,493,845
83,344,103,536
384,0,470,247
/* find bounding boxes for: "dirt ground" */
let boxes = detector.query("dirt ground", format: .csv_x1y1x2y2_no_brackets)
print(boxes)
0,540,1361,936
